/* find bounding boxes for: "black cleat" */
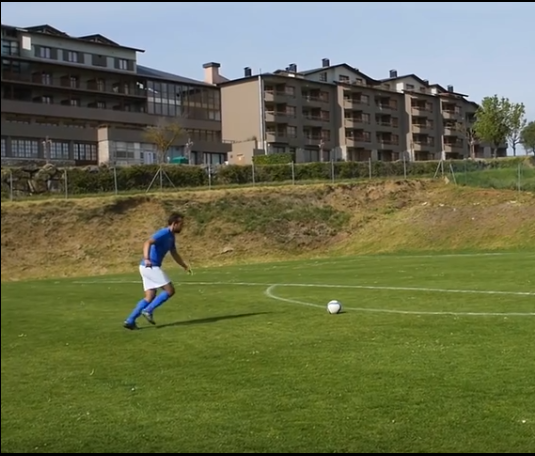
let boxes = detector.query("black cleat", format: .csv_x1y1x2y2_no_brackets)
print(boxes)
123,321,139,330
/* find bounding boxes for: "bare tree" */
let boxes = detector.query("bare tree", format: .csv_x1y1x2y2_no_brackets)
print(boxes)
143,120,184,164
143,120,184,192
506,102,527,156
456,122,477,160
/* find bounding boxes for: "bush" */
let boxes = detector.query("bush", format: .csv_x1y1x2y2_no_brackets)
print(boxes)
253,153,293,165
0,157,531,198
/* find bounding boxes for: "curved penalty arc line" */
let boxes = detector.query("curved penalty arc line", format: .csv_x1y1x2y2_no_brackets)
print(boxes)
264,285,535,317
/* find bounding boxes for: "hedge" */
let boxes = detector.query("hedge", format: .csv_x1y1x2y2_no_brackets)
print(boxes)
1,157,532,197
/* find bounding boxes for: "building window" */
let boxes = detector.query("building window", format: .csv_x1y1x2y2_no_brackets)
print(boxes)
41,96,52,104
41,73,52,85
38,46,52,59
287,126,297,138
73,143,97,162
49,141,70,160
11,138,39,158
92,54,107,67
114,142,134,159
1,137,6,157
203,152,226,165
339,75,350,83
70,99,80,106
70,76,79,88
319,72,327,82
285,86,295,96
117,59,128,70
146,81,221,121
1,39,19,56
66,51,79,63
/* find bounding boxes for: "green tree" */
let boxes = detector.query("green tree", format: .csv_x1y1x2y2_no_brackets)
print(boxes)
521,121,535,155
506,102,527,156
473,96,511,158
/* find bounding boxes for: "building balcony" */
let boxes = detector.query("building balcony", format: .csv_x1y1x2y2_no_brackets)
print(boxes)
376,103,397,111
411,106,432,115
266,131,289,142
302,95,329,106
264,90,293,103
264,111,296,123
376,121,399,131
303,115,328,127
1,99,225,134
412,141,434,151
443,110,462,120
443,126,462,136
345,117,369,128
344,99,368,109
412,123,434,134
346,137,372,148
1,72,147,98
444,143,464,154
376,139,400,148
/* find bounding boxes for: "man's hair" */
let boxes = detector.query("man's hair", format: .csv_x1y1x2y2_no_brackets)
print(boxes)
168,212,184,225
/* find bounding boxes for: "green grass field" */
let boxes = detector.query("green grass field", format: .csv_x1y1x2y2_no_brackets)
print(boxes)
2,252,534,453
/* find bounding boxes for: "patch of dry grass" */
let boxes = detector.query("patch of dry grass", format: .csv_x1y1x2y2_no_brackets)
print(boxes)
2,180,534,281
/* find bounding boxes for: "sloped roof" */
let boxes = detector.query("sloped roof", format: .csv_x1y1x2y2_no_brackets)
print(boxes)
301,63,379,83
15,23,144,52
136,65,209,86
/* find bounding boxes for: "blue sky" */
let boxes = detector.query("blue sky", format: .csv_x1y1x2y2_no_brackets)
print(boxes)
1,2,534,122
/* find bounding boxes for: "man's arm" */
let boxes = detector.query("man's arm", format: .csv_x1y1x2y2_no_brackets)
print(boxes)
143,238,156,262
171,248,190,271
142,230,167,263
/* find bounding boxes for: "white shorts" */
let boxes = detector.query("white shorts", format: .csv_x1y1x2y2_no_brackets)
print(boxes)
139,265,171,291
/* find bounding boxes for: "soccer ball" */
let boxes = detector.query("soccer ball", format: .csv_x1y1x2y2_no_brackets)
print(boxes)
327,300,342,314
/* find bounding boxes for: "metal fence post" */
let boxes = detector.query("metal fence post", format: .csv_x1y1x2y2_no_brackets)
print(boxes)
64,168,68,199
9,169,14,201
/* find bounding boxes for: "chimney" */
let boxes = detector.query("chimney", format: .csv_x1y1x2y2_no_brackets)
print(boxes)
322,58,330,68
203,62,223,85
423,79,429,85
389,69,398,78
447,85,454,92
244,67,252,77
289,63,297,73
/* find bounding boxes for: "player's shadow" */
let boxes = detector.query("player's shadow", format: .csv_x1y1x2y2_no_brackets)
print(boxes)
149,312,271,330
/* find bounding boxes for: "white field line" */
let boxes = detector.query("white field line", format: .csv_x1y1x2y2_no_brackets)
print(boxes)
264,285,535,317
72,280,535,297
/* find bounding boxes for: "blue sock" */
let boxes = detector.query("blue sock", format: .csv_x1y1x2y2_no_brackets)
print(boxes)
126,299,149,325
144,291,170,314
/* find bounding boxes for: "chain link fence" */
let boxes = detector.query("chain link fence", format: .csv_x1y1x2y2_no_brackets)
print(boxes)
1,157,533,201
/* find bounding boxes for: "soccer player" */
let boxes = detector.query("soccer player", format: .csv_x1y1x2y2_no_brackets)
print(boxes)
123,212,191,330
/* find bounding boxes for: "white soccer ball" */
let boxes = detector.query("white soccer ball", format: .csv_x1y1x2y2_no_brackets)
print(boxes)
327,300,342,314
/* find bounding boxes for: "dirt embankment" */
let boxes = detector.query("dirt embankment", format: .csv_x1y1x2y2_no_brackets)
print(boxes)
1,180,534,281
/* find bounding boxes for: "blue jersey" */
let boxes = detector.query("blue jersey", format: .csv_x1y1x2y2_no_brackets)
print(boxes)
140,227,176,267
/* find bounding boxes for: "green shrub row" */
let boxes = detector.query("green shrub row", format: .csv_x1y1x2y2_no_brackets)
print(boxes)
1,157,532,196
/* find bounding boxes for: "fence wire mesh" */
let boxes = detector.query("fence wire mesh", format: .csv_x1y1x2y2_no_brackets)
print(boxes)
1,157,534,201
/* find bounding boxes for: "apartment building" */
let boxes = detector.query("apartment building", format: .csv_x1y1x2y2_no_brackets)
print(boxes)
1,24,230,166
222,60,506,164
221,64,339,164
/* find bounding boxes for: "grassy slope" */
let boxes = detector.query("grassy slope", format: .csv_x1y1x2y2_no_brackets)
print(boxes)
1,179,534,281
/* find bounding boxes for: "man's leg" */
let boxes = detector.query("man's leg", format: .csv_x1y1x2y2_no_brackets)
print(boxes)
124,289,156,330
142,283,175,325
